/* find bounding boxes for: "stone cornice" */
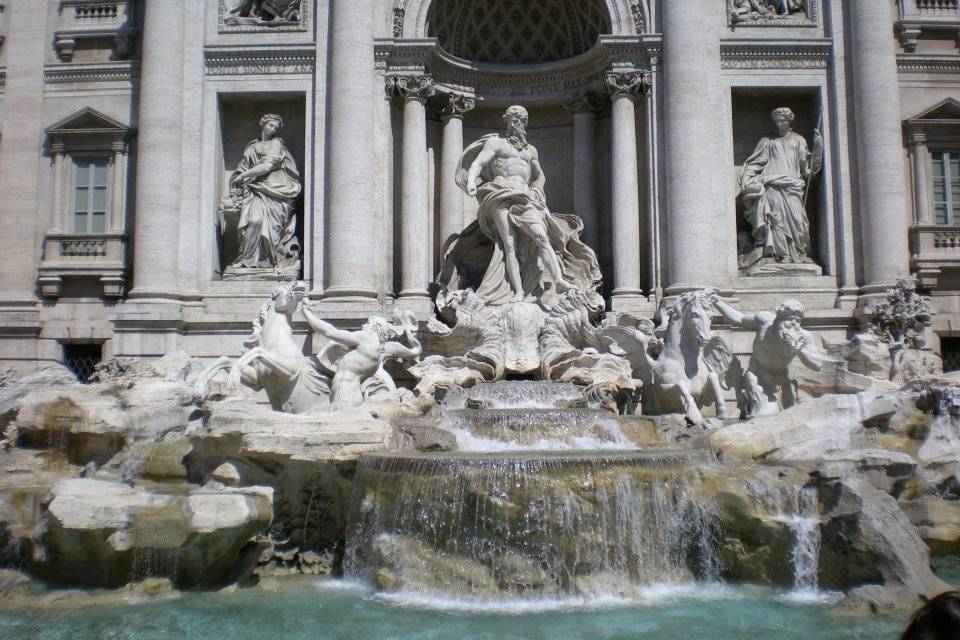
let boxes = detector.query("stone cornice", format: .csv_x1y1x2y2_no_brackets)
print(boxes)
43,61,139,84
376,35,653,102
897,53,960,74
720,38,831,69
204,46,316,76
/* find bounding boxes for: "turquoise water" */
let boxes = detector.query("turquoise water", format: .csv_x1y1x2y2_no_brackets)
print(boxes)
0,580,909,640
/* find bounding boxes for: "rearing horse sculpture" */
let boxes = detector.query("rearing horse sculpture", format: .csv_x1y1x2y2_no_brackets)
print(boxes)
600,289,733,424
196,281,331,414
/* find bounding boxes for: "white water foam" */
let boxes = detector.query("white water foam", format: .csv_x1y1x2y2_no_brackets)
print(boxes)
370,582,742,615
448,421,635,452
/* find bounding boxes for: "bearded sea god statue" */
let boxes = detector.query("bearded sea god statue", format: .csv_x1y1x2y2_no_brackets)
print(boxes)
418,105,633,396
220,114,302,280
444,105,602,306
737,107,823,276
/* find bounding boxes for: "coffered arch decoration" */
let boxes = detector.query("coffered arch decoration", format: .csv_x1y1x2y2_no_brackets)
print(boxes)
396,0,648,41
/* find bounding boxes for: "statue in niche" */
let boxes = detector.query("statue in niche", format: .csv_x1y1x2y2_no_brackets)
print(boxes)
225,0,302,26
729,0,806,23
449,105,602,306
196,282,422,413
301,305,422,411
712,295,828,418
220,114,302,280
737,107,823,276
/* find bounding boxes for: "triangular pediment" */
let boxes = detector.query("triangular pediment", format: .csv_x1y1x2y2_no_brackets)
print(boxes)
905,97,960,124
46,107,129,135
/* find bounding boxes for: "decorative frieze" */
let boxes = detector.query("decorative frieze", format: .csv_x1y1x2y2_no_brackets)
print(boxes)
204,47,316,76
392,0,407,38
44,62,140,84
897,54,960,74
218,0,307,33
720,40,831,69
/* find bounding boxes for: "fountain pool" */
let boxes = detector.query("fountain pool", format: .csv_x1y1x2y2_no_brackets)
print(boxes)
0,576,931,640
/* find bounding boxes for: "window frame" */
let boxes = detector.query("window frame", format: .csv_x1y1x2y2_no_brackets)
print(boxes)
931,149,960,226
70,154,112,235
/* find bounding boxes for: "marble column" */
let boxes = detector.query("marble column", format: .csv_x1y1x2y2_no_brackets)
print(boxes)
324,0,379,300
606,73,648,308
438,94,475,249
849,2,911,293
563,93,601,252
661,1,728,293
130,0,184,298
909,133,932,225
395,76,436,305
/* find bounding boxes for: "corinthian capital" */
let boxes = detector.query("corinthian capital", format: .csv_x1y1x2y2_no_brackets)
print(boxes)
392,75,437,102
440,94,476,119
605,71,651,99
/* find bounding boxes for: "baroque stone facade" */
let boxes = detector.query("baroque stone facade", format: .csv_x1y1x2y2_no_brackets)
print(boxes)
1,1,960,379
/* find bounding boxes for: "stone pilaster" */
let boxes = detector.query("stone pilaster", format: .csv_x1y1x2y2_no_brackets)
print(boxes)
49,140,67,232
394,76,436,309
909,133,932,226
606,72,648,308
849,2,911,293
0,0,47,299
110,141,128,234
438,94,475,244
129,0,184,299
563,92,603,253
661,1,730,293
324,0,380,300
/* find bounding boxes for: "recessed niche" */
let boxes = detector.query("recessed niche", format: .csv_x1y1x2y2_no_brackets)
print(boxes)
730,87,825,276
215,93,306,279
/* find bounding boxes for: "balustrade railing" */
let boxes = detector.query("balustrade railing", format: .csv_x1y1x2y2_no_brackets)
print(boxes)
914,0,959,15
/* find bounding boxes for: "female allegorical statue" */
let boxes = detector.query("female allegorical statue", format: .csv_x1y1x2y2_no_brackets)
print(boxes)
738,107,822,269
222,113,302,279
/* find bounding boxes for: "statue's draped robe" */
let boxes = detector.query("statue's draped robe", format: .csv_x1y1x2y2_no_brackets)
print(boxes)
450,134,601,305
231,137,301,269
738,131,812,263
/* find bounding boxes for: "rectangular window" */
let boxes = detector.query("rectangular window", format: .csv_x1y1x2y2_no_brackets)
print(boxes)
932,151,960,225
72,157,109,234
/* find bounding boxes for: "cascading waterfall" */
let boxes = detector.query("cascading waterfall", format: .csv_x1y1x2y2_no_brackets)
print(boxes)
751,483,822,593
343,450,721,601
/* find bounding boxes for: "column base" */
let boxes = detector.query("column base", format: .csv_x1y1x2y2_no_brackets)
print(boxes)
396,292,434,318
322,286,382,299
126,288,186,302
610,290,654,315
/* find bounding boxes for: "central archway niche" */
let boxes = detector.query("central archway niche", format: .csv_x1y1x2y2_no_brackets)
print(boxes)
398,0,652,301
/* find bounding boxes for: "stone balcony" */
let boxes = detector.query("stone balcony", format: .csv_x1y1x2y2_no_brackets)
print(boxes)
53,0,135,62
897,0,960,51
37,232,128,298
911,224,960,287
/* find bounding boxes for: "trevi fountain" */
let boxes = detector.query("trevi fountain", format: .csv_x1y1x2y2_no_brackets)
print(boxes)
0,0,960,640
0,100,956,639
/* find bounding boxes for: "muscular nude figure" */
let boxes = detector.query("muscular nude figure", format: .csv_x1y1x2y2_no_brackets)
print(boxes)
711,294,827,418
301,304,421,410
460,106,575,302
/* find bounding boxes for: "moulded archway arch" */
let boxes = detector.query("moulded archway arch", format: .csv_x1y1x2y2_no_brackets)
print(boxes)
395,0,650,41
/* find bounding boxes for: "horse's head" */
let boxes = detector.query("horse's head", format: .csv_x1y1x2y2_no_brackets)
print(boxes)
674,290,714,346
271,281,306,316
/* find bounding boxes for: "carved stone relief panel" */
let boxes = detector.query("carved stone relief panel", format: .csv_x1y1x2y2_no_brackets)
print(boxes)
727,0,817,27
219,0,307,33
